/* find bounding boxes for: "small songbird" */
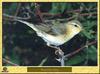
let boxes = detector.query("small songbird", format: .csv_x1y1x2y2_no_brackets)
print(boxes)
16,19,82,47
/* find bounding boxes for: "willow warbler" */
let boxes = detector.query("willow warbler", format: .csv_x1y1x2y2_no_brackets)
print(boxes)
16,20,82,47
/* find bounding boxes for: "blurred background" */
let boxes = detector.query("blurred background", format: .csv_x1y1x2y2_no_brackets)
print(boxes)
2,2,97,66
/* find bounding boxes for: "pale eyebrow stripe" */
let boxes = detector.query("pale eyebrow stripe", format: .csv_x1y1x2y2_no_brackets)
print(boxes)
71,22,78,25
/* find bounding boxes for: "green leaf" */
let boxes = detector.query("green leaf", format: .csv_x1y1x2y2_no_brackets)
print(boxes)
82,30,92,39
87,46,97,61
65,54,85,66
3,3,18,15
59,3,67,13
49,3,67,14
84,21,96,30
10,54,20,65
6,52,20,66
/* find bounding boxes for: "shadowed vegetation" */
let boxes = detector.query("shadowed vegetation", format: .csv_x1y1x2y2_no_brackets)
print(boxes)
2,2,97,66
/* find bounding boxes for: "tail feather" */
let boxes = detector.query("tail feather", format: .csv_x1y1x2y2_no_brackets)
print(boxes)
16,20,39,32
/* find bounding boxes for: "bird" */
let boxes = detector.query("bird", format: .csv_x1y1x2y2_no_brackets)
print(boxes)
16,19,82,48
16,19,83,64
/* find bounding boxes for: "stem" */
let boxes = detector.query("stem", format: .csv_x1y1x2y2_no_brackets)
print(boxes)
3,13,30,21
14,3,21,16
65,8,97,13
35,3,44,23
60,56,64,66
64,40,97,58
3,58,19,66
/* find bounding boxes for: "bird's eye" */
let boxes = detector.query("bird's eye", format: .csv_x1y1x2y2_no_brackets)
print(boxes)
74,24,78,27
71,23,79,27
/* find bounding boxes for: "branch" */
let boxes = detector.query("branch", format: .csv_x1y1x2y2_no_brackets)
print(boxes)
64,40,97,58
3,58,19,66
14,3,21,16
65,8,97,13
80,12,97,16
66,12,97,21
3,13,30,21
42,13,61,17
42,8,97,17
48,40,97,66
38,57,48,66
34,3,44,23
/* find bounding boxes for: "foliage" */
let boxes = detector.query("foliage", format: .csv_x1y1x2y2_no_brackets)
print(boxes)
2,2,97,66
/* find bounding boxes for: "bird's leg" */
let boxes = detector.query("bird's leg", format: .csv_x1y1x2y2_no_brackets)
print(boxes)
55,47,64,56
47,43,64,56
54,47,65,66
47,43,58,49
47,43,65,66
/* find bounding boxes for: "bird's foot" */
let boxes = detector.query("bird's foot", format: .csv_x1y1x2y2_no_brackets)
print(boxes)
47,43,64,56
55,47,64,57
47,43,64,57
55,48,65,66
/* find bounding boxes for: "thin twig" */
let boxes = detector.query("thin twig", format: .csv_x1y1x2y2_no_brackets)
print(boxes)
80,12,97,16
60,56,64,66
42,13,61,17
3,13,30,21
43,12,97,17
14,3,21,16
67,16,75,21
38,57,48,66
65,8,97,13
35,3,44,23
67,12,97,21
42,8,97,17
3,11,97,22
48,40,96,66
64,40,97,58
3,58,19,66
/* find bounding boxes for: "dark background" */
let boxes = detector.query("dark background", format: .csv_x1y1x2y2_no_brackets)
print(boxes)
2,2,97,66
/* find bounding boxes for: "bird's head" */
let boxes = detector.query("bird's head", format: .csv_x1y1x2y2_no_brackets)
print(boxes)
65,20,83,36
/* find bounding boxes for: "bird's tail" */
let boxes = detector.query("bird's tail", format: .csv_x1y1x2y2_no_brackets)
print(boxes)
16,19,39,32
